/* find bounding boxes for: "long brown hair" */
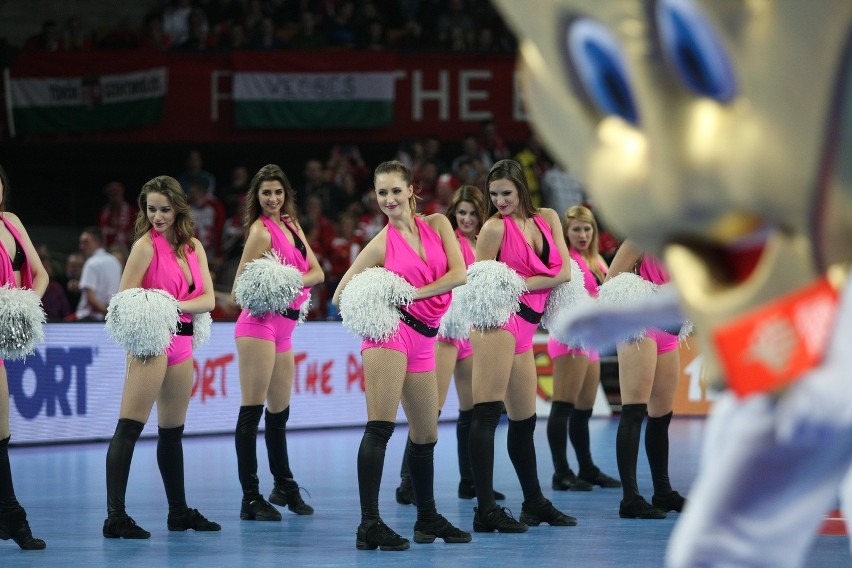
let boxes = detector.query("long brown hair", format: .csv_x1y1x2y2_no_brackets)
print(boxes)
244,164,300,230
564,205,606,282
374,160,419,214
134,176,196,257
485,159,537,219
0,163,9,214
445,185,486,232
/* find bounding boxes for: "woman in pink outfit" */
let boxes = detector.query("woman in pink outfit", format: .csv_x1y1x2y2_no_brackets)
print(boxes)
547,206,621,492
333,160,469,551
0,164,48,550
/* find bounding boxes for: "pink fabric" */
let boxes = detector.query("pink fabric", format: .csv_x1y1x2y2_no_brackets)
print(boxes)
639,254,670,285
384,216,450,328
437,336,473,360
457,229,475,266
499,215,562,313
141,229,204,326
235,312,298,352
500,313,540,354
165,334,193,366
644,328,679,354
0,216,33,289
261,215,310,311
570,248,603,298
362,324,438,372
546,337,600,362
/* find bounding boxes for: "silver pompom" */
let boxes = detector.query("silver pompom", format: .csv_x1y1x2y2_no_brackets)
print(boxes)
234,251,304,317
298,298,311,324
545,260,596,347
437,290,470,340
192,312,213,349
456,260,526,330
0,286,46,360
678,320,694,342
339,267,416,341
106,288,180,358
597,273,658,342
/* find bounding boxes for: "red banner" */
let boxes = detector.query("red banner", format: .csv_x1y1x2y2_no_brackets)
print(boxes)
4,51,531,144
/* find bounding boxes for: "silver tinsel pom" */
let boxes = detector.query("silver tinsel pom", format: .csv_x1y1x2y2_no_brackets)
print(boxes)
597,273,658,342
234,251,304,317
0,286,46,360
456,260,526,330
545,259,596,347
678,320,694,342
437,290,471,340
298,298,311,325
192,312,213,349
106,288,179,358
339,267,416,341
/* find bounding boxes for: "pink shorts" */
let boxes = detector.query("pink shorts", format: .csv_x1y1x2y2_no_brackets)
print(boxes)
499,312,539,355
437,335,473,360
166,334,193,366
234,310,298,353
644,328,679,354
546,337,600,362
362,322,438,373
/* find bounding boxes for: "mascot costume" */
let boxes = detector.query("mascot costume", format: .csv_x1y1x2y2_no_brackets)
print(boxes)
491,1,852,566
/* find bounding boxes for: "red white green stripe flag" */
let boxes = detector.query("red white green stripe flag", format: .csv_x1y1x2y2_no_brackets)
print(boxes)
233,71,397,129
6,65,167,136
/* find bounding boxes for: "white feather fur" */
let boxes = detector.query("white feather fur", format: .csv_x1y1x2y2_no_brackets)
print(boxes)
456,260,526,330
438,289,471,340
192,312,212,349
106,288,179,358
338,267,416,341
597,273,658,342
234,250,303,317
0,286,46,360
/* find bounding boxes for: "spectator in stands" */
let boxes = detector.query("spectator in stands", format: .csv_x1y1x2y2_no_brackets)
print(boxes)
162,0,193,46
98,181,135,256
62,252,84,315
514,132,547,207
75,226,122,322
326,211,362,301
39,253,71,322
335,171,364,218
176,7,214,51
178,149,216,195
138,12,172,51
326,1,357,48
288,11,327,50
416,159,440,203
300,159,339,218
437,0,474,50
423,135,449,174
358,190,385,243
302,194,335,261
64,17,93,51
422,173,456,216
480,119,511,164
249,17,284,50
187,177,226,261
540,154,586,217
219,165,250,217
220,194,246,289
108,244,127,269
326,144,370,198
452,134,493,175
220,22,249,50
23,20,65,52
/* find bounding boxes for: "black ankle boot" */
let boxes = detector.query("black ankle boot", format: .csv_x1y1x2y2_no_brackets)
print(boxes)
0,506,46,549
103,513,151,539
269,478,314,515
167,508,221,531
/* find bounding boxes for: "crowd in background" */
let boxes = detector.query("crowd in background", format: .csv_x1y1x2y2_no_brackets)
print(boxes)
35,123,620,323
12,0,516,55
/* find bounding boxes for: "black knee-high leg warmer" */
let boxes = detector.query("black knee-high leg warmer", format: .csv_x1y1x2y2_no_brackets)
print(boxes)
570,407,596,476
645,411,674,495
105,418,145,517
616,403,647,501
0,436,19,511
456,409,473,482
357,420,395,522
265,407,294,485
408,440,438,521
468,401,503,511
235,405,264,499
157,425,187,514
507,414,544,503
546,401,574,475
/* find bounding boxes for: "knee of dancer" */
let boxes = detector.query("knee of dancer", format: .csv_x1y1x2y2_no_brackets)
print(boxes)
620,403,647,424
363,420,396,446
157,424,185,440
509,414,537,435
115,418,145,440
472,401,504,429
236,405,264,434
265,406,290,426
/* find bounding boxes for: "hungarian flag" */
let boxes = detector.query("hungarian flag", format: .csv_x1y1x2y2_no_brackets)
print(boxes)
231,52,397,130
7,53,168,136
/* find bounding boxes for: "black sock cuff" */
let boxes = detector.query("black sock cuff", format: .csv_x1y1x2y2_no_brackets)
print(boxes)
364,420,395,442
648,410,673,423
408,439,437,457
457,409,473,421
158,424,184,439
0,436,8,449
620,403,647,418
573,407,593,419
116,418,145,438
237,405,264,432
509,413,537,430
265,406,290,426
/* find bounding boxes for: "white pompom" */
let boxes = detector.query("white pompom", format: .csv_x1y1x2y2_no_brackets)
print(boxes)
597,273,658,342
678,320,694,342
192,312,213,349
542,258,592,330
339,267,416,341
297,297,311,324
234,251,303,317
438,290,471,340
456,260,526,330
106,288,179,358
0,286,46,360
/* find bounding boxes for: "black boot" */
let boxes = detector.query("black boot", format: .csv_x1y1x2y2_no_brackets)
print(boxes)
265,407,313,515
547,402,592,491
572,407,621,488
104,419,151,538
468,401,503,513
408,439,471,544
646,411,686,512
617,404,665,519
395,438,414,505
236,405,280,521
0,440,45,551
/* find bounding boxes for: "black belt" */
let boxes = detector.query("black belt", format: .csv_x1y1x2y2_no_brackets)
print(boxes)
278,307,300,321
516,302,543,325
176,321,194,336
397,307,439,337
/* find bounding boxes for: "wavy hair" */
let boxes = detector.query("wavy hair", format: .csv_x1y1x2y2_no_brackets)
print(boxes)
485,159,537,219
564,205,606,282
134,176,195,257
244,164,299,231
445,184,486,232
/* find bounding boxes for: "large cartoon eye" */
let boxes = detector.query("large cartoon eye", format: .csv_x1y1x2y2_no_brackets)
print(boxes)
564,18,639,125
655,0,737,102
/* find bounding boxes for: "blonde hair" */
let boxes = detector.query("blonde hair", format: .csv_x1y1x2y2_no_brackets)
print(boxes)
564,205,605,282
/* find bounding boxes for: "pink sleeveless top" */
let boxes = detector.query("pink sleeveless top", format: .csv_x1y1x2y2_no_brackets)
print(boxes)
457,229,475,267
261,215,310,310
385,216,450,327
0,216,33,289
570,248,604,298
499,215,563,313
639,253,670,285
141,229,204,324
